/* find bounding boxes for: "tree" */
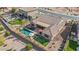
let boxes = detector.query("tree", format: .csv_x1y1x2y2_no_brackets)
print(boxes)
71,20,74,25
0,26,4,31
28,16,32,23
11,8,16,14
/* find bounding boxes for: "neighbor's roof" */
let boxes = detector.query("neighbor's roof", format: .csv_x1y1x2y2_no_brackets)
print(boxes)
19,7,36,12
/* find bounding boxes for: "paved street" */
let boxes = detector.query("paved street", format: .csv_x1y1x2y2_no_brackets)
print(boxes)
38,9,79,20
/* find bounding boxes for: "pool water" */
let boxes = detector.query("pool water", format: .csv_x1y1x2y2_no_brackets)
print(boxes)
20,28,32,36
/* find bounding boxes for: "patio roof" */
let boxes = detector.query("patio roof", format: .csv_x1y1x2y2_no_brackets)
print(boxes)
33,20,50,27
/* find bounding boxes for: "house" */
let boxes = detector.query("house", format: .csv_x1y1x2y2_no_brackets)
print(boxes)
33,14,66,40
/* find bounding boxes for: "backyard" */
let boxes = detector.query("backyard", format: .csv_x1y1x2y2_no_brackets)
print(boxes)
20,27,49,46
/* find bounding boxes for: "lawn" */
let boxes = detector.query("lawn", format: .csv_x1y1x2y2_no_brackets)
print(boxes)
33,34,49,46
64,39,78,51
0,36,5,46
8,19,26,25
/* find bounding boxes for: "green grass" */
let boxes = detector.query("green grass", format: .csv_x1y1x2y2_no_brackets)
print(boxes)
8,19,26,25
64,39,78,51
33,35,49,46
0,36,5,46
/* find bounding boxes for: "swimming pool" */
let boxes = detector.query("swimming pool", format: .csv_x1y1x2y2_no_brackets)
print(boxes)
20,28,32,36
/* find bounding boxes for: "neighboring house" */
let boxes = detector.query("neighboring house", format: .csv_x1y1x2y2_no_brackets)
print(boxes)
19,7,38,19
33,14,66,40
16,9,28,19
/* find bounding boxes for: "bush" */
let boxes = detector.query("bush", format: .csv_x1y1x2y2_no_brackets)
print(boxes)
4,31,11,37
0,26,4,31
11,8,16,13
25,44,33,50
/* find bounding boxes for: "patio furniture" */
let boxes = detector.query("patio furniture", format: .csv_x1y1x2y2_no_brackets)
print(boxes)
29,33,34,37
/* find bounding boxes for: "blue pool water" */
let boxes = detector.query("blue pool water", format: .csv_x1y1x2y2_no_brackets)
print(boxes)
20,28,32,36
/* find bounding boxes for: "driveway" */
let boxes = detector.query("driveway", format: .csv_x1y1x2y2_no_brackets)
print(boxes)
0,35,26,51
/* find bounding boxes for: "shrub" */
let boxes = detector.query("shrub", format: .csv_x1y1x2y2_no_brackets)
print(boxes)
0,26,4,31
4,31,11,37
25,44,33,50
11,8,16,13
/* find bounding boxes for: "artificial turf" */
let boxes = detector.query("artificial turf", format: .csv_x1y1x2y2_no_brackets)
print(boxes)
33,35,49,46
64,39,78,51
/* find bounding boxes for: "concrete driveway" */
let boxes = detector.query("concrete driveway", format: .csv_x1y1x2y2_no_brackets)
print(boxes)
0,35,26,51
